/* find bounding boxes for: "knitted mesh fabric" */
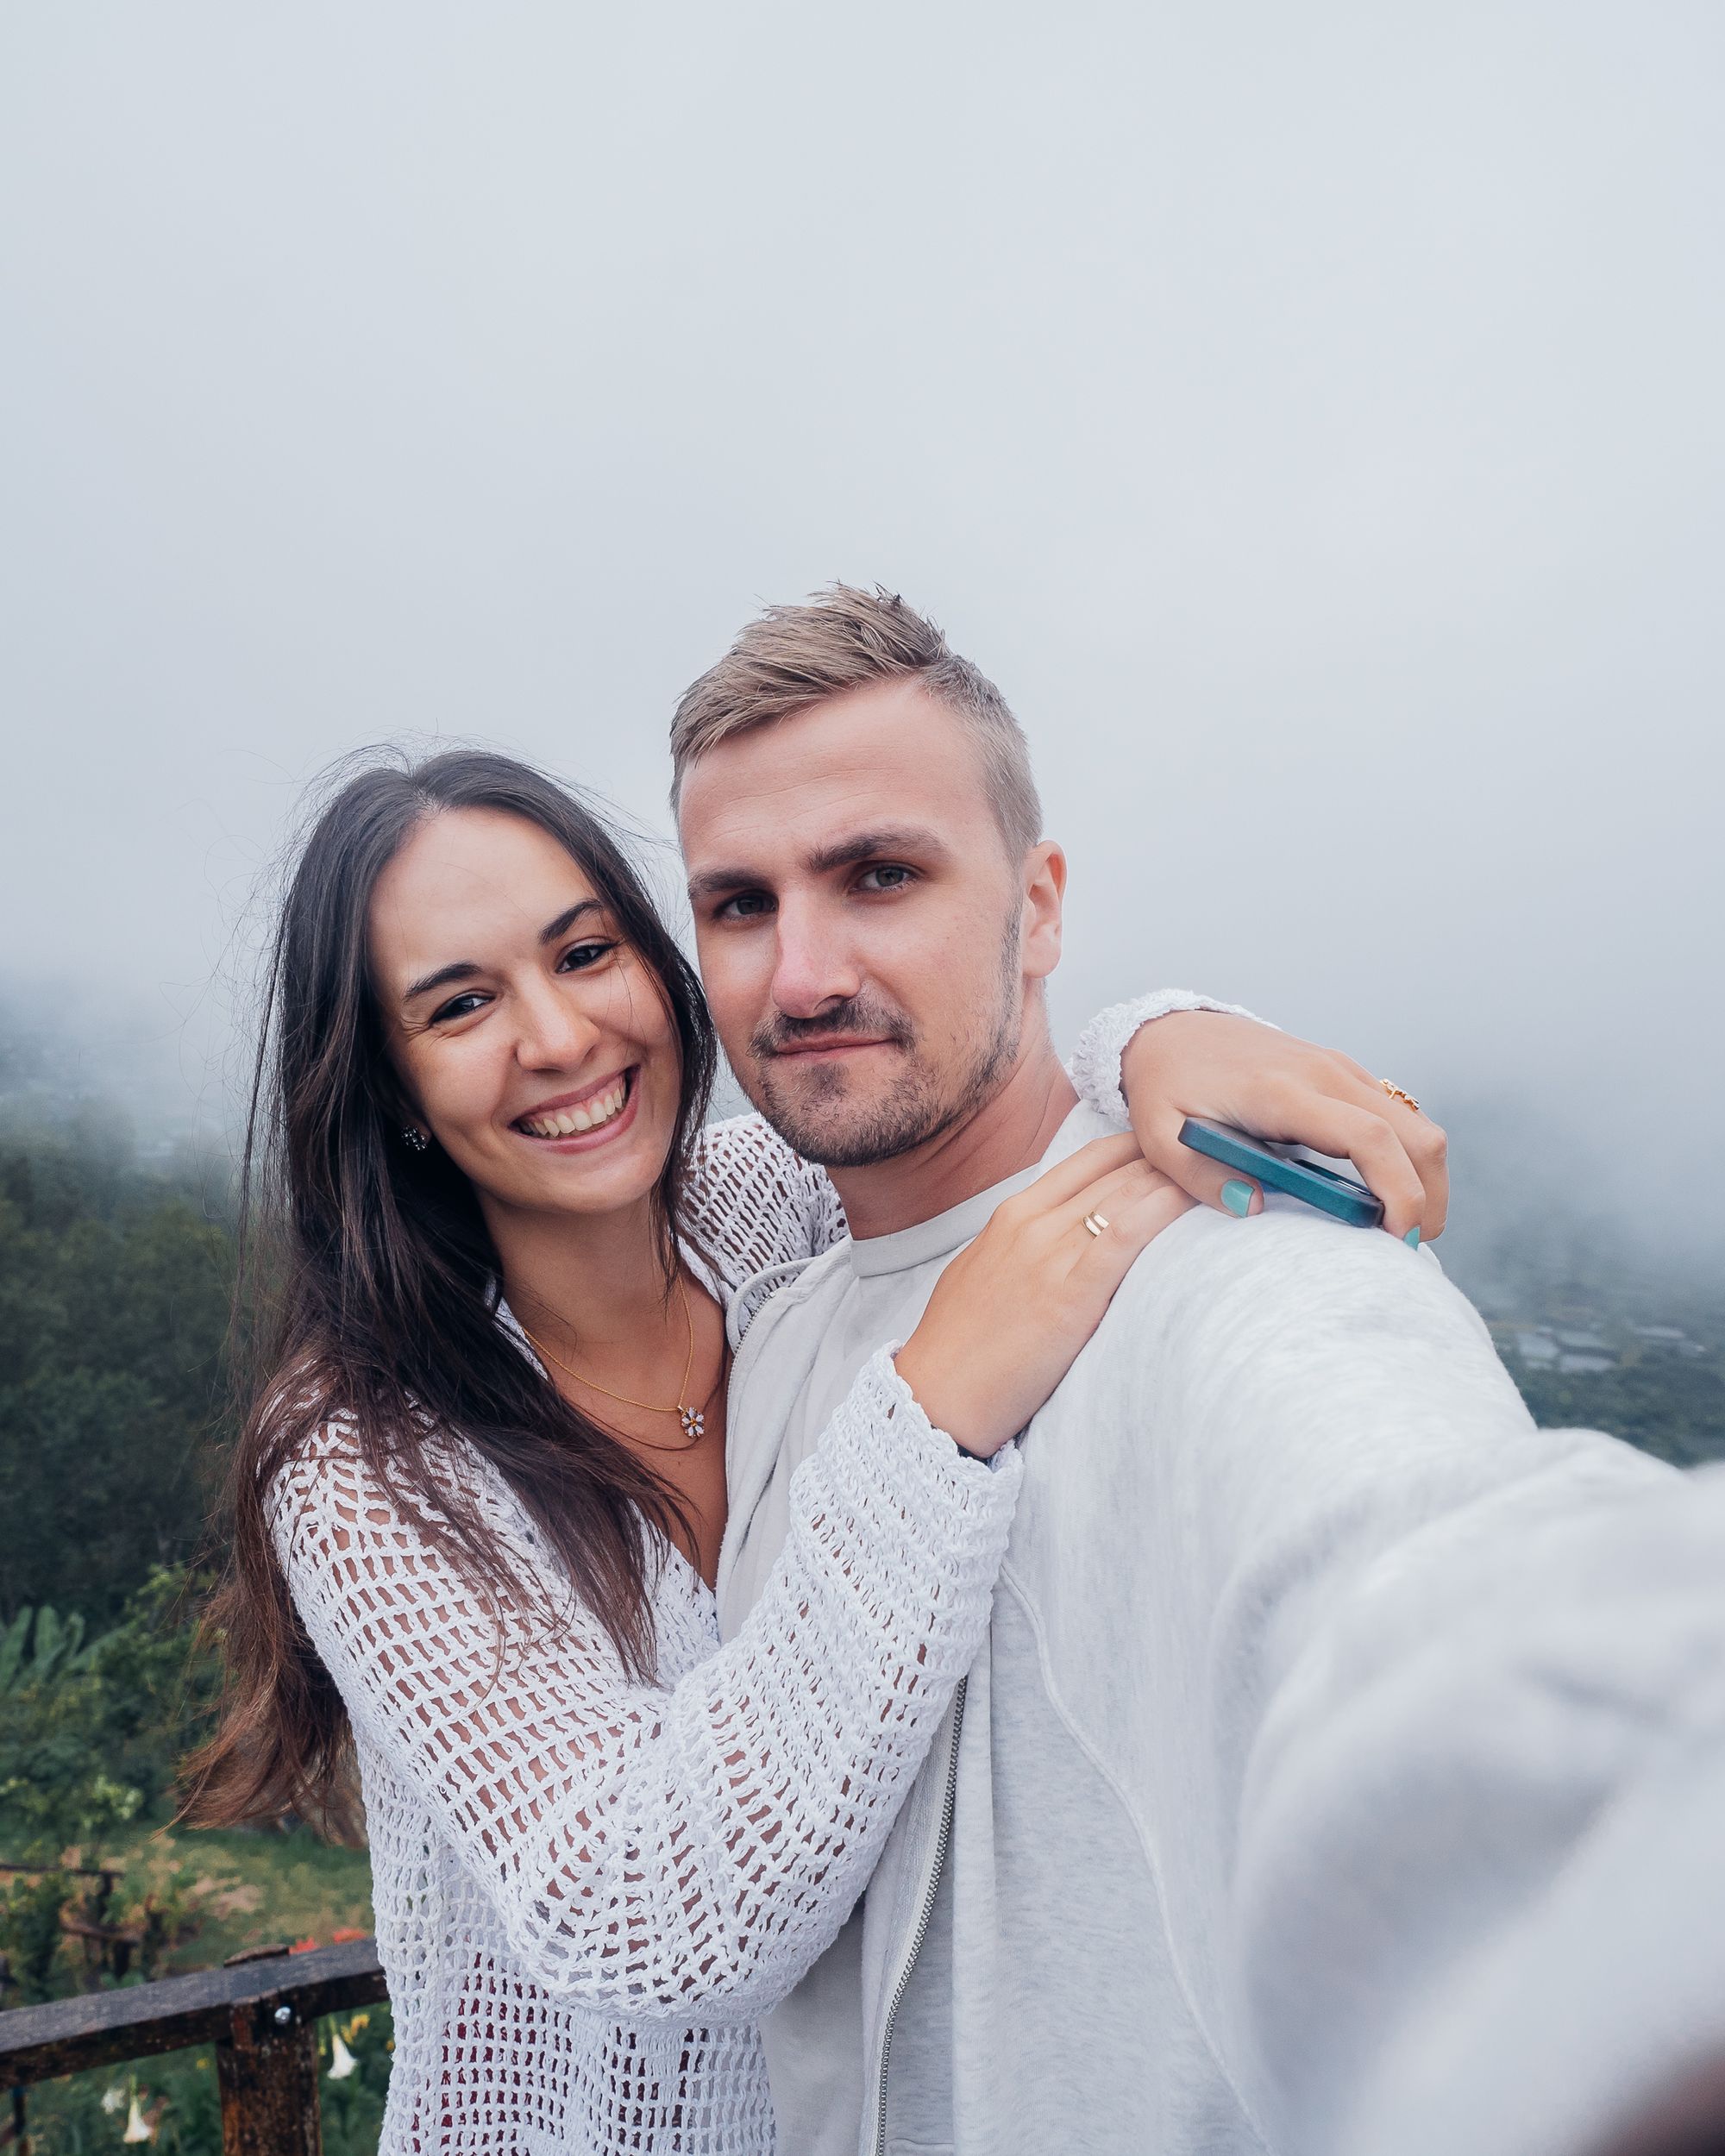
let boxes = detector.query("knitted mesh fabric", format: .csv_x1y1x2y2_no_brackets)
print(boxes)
273,1340,1019,2154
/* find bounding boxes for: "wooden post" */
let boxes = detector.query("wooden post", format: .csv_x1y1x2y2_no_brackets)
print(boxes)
215,1995,323,2156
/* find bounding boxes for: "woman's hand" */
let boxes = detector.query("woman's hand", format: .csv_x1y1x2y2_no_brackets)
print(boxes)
894,1135,1191,1458
1120,1012,1449,1244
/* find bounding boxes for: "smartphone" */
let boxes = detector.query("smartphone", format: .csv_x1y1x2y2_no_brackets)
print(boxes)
1177,1117,1384,1230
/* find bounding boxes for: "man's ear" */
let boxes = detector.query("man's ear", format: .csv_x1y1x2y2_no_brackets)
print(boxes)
1019,841,1066,983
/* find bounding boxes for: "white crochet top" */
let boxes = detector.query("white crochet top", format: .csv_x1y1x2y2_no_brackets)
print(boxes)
270,993,1232,2156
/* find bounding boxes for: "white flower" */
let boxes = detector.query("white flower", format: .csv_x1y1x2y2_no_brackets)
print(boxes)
327,2031,358,2081
101,2086,126,2115
122,2092,153,2143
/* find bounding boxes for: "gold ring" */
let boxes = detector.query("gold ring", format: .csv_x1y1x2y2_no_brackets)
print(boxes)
1082,1212,1108,1238
1379,1079,1421,1113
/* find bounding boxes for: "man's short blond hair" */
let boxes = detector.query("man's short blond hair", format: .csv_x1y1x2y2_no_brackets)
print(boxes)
669,584,1044,858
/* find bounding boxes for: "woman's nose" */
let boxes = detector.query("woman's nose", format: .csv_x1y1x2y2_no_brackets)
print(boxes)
513,981,599,1069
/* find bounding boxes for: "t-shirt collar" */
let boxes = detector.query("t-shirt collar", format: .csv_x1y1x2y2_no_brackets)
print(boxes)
844,1101,1104,1279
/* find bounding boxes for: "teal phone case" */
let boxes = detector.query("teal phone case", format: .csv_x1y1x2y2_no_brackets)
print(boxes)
1177,1117,1384,1229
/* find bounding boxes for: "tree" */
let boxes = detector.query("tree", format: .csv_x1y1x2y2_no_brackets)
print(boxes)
0,1116,236,1621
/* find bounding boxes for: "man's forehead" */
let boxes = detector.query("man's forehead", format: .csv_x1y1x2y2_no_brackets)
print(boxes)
676,681,993,863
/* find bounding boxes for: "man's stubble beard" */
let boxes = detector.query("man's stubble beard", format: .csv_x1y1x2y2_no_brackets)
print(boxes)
745,919,1026,1171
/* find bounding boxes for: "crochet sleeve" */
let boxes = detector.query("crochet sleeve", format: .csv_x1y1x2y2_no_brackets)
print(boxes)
272,1349,1019,2021
1067,989,1272,1125
685,991,1270,1292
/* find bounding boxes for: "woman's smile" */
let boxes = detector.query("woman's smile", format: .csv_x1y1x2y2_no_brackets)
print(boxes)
513,1065,641,1147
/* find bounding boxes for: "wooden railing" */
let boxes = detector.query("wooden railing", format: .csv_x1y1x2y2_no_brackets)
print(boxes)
0,1935,386,2155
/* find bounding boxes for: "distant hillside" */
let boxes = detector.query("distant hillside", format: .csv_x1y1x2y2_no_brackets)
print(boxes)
1426,1096,1724,1467
0,981,212,1155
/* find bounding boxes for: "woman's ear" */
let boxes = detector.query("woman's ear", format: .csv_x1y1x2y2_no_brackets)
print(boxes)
1020,841,1066,984
375,1068,428,1152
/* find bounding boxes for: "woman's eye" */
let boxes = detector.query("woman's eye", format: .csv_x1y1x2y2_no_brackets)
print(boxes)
430,991,489,1025
558,939,618,972
857,864,914,893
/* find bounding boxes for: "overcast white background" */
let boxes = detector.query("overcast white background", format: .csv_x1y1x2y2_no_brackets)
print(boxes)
3,5,1720,1253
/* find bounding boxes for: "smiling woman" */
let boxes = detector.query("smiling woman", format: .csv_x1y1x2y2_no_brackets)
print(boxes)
191,755,721,1695
178,746,1216,2156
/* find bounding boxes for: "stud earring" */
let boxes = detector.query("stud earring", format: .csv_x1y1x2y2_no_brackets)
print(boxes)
402,1125,430,1153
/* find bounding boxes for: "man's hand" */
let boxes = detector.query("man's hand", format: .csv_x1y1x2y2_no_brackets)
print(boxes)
1120,1011,1448,1244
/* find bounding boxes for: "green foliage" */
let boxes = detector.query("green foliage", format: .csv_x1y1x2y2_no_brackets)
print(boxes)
0,1861,196,2009
0,1645,144,1866
0,1605,98,1693
0,1573,220,1873
0,1114,236,1624
0,1868,76,2002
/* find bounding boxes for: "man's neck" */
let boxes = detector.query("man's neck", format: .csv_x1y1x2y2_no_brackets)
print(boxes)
828,1037,1078,1240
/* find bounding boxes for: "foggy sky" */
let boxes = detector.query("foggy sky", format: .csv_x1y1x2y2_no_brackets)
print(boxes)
3,4,1721,1235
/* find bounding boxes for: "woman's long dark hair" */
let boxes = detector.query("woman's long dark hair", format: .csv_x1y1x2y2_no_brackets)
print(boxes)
182,749,718,1837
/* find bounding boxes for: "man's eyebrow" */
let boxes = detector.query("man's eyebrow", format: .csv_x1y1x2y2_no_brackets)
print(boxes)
685,862,758,905
402,900,604,1004
686,826,950,905
802,826,950,878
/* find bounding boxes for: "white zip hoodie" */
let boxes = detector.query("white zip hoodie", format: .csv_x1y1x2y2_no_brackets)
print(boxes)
716,1099,1707,2156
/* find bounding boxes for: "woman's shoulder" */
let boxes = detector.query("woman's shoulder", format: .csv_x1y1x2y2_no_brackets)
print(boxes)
260,1368,485,1541
266,1406,561,1645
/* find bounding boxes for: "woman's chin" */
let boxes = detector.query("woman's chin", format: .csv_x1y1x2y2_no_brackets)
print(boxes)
487,1122,675,1222
544,1151,666,1217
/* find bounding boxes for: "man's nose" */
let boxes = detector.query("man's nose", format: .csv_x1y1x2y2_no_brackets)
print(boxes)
769,903,863,1020
514,978,600,1069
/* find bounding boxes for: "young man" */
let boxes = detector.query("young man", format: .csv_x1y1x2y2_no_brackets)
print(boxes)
669,586,1724,2156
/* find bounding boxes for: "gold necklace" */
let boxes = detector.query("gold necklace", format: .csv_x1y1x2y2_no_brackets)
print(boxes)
523,1278,713,1443
627,1346,729,1456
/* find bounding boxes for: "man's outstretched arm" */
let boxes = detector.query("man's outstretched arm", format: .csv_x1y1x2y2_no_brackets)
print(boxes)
1249,1452,1725,2156
1066,1201,1697,2156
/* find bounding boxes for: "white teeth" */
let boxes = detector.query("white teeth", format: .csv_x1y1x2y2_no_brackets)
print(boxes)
522,1080,628,1139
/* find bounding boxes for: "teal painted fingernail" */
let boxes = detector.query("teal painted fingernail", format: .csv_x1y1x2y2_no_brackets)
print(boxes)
1404,1226,1421,1248
1221,1180,1254,1218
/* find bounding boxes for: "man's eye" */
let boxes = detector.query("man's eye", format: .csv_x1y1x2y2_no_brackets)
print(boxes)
717,893,775,921
430,991,489,1025
559,940,618,972
856,864,914,893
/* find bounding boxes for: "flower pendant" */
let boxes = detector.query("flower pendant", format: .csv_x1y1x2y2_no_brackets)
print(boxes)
679,1406,705,1441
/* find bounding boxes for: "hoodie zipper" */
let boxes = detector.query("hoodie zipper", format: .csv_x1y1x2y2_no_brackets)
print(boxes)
872,1676,966,2156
